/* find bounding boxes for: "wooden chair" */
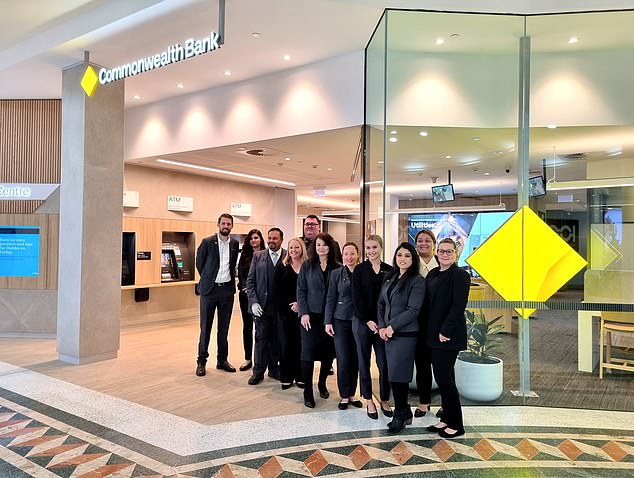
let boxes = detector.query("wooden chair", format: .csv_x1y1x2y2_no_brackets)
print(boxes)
599,313,634,378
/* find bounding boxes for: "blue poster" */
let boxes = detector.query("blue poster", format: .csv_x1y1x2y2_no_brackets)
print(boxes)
0,226,40,277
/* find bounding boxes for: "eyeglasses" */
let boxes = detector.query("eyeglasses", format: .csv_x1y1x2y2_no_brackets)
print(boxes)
304,223,319,227
437,249,455,255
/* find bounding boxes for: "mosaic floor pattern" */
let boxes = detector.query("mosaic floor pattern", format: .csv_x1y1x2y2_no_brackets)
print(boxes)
1,390,633,478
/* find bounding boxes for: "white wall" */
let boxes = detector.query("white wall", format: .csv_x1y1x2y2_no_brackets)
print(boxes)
125,52,365,160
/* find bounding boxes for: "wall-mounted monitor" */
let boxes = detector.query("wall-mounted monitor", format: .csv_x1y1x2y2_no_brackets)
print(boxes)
528,175,546,197
431,184,455,203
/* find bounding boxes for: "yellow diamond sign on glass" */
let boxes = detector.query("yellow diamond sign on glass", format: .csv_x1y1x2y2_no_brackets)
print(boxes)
466,206,587,318
81,66,99,97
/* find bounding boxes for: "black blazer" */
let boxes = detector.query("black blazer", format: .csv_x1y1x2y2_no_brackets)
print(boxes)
297,261,341,316
424,263,471,351
351,260,393,324
246,248,287,309
195,234,239,296
324,266,355,324
378,273,425,334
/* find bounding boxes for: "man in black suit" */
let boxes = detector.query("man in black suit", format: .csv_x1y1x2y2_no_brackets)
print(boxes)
246,227,286,384
301,214,342,263
195,213,240,376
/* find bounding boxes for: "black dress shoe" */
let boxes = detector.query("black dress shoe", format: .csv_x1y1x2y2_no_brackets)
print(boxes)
216,361,236,373
349,399,363,408
304,389,316,408
318,383,329,399
195,363,206,376
304,399,316,408
281,383,293,390
387,412,407,435
380,403,393,418
295,381,305,389
239,360,252,371
367,407,378,420
414,404,430,418
248,374,263,385
338,400,349,410
439,428,465,439
436,408,444,418
426,424,447,433
268,370,281,381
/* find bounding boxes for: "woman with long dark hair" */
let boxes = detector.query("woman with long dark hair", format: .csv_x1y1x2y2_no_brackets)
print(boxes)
426,238,470,439
237,229,265,371
297,233,341,408
351,235,394,419
274,237,307,389
325,242,362,410
378,242,425,434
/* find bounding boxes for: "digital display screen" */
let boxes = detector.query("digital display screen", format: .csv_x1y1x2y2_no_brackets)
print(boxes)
431,184,455,203
0,226,40,277
528,176,546,197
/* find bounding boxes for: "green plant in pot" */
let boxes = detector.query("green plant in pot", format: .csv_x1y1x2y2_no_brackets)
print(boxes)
455,309,504,401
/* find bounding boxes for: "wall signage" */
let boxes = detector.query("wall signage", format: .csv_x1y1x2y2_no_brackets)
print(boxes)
0,183,58,201
123,191,140,208
230,202,252,217
137,251,152,261
99,32,220,85
167,195,194,212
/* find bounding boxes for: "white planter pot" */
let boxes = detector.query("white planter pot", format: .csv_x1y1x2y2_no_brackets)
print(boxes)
455,356,503,402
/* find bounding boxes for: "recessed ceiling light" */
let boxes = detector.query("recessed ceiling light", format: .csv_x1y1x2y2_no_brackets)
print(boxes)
484,172,491,176
445,155,452,159
389,137,398,143
327,168,333,171
224,71,231,76
419,130,428,137
176,83,184,89
378,161,384,164
472,137,480,141
284,157,291,161
435,38,445,45
390,130,397,135
547,124,557,129
568,36,578,44
133,95,140,100
251,32,261,38
283,54,291,61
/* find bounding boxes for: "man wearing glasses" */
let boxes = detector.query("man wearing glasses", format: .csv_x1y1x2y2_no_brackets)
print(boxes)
301,214,342,263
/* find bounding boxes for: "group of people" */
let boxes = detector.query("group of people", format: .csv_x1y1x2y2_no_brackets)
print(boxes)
195,213,470,437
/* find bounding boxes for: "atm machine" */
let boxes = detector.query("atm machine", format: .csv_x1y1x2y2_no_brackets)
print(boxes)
161,241,194,282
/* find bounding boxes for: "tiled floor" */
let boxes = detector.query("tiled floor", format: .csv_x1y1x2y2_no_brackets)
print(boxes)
1,360,633,478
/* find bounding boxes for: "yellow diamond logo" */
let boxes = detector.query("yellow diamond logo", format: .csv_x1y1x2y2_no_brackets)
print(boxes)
81,66,99,97
466,206,587,318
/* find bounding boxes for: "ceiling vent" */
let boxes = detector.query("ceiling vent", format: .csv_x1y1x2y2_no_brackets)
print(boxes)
561,152,588,161
237,147,289,157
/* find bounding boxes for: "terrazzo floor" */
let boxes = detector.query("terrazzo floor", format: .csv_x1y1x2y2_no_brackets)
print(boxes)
1,360,633,478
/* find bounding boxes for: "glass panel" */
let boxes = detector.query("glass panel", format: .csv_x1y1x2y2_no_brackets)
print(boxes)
382,10,525,404
364,13,387,258
527,11,634,410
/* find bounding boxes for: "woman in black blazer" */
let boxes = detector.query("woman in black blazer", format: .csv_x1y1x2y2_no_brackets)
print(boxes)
414,229,439,418
325,242,362,410
351,235,394,419
236,229,265,371
297,233,341,408
426,238,470,439
274,237,307,390
378,242,425,434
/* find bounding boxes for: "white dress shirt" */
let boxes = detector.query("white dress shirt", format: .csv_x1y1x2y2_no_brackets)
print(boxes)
419,256,439,278
215,233,231,283
269,248,279,266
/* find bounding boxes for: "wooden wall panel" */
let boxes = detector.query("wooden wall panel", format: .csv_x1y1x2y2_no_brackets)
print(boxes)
0,213,58,290
0,100,61,214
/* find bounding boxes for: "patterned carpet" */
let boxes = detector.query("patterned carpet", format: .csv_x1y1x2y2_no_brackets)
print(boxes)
1,391,633,478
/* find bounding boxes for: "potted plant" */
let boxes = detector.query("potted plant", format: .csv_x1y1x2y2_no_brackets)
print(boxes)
454,309,504,401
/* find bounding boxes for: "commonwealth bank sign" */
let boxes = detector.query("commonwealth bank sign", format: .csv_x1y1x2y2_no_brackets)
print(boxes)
81,31,221,96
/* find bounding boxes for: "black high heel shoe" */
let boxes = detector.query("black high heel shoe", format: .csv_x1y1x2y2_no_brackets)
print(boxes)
414,404,431,418
304,389,316,409
367,403,378,420
318,383,329,399
380,402,393,418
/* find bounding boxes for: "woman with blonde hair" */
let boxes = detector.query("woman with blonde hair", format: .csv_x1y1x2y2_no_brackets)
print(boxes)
274,237,307,389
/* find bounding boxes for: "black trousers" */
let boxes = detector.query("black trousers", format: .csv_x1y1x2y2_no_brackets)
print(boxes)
353,319,390,401
253,310,280,377
431,348,463,430
391,381,410,415
415,334,433,404
332,319,359,398
238,290,254,361
197,285,234,364
278,313,302,384
302,358,333,400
